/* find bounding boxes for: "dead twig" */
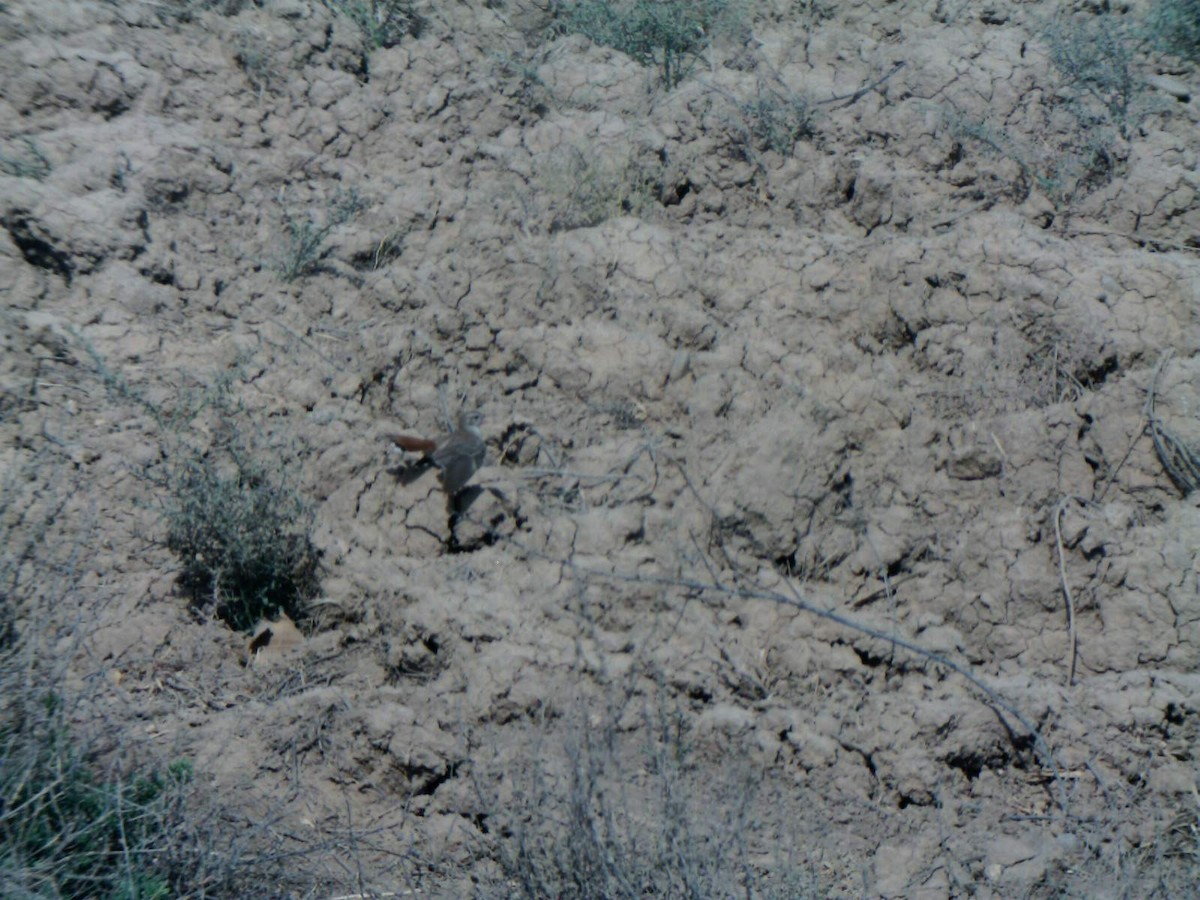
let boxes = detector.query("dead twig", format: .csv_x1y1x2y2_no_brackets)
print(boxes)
521,443,658,505
1094,412,1144,503
1147,349,1200,495
818,61,907,109
1065,228,1200,254
1053,498,1079,688
478,522,1071,819
584,557,1068,817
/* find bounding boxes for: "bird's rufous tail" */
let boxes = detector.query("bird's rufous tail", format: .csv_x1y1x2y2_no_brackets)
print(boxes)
389,434,438,454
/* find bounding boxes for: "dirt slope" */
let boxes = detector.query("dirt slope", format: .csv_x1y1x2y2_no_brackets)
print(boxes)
3,0,1200,896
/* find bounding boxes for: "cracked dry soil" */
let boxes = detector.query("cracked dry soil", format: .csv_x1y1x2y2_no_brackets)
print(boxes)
3,0,1200,896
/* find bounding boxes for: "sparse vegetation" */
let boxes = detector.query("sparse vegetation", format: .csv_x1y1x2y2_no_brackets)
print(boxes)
0,439,382,896
10,0,1200,895
949,112,1119,213
276,190,364,281
478,696,823,899
0,691,194,900
1147,350,1200,496
0,452,249,897
165,428,320,632
1145,0,1200,58
324,0,423,49
367,226,406,270
739,84,816,157
492,50,554,117
554,0,740,88
77,338,321,632
1046,13,1142,141
945,12,1156,219
232,27,278,96
0,137,51,180
542,146,661,231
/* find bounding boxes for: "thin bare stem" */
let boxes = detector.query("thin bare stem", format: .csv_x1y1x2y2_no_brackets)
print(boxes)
1054,498,1078,688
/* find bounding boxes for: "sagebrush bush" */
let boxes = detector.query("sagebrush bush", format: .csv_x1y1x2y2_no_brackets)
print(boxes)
1046,13,1141,140
1146,0,1200,57
740,86,815,157
165,434,319,632
556,0,739,88
76,338,321,632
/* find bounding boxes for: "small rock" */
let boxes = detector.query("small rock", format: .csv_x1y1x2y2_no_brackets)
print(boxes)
947,445,1003,480
1145,74,1191,101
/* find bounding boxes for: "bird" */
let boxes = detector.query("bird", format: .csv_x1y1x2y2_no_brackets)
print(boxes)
388,409,487,497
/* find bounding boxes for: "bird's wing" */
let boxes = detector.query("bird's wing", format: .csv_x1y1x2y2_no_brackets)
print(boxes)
438,453,477,496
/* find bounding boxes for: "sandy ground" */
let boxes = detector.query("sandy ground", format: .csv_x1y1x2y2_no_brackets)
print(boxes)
3,0,1200,896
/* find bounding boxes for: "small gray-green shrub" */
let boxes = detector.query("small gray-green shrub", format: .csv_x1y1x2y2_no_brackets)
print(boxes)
541,146,661,232
491,51,554,117
946,13,1148,218
277,189,365,281
949,113,1119,212
324,0,423,50
165,430,319,632
740,86,815,157
233,28,279,96
555,0,739,88
78,338,321,632
1145,0,1200,57
1046,13,1141,140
